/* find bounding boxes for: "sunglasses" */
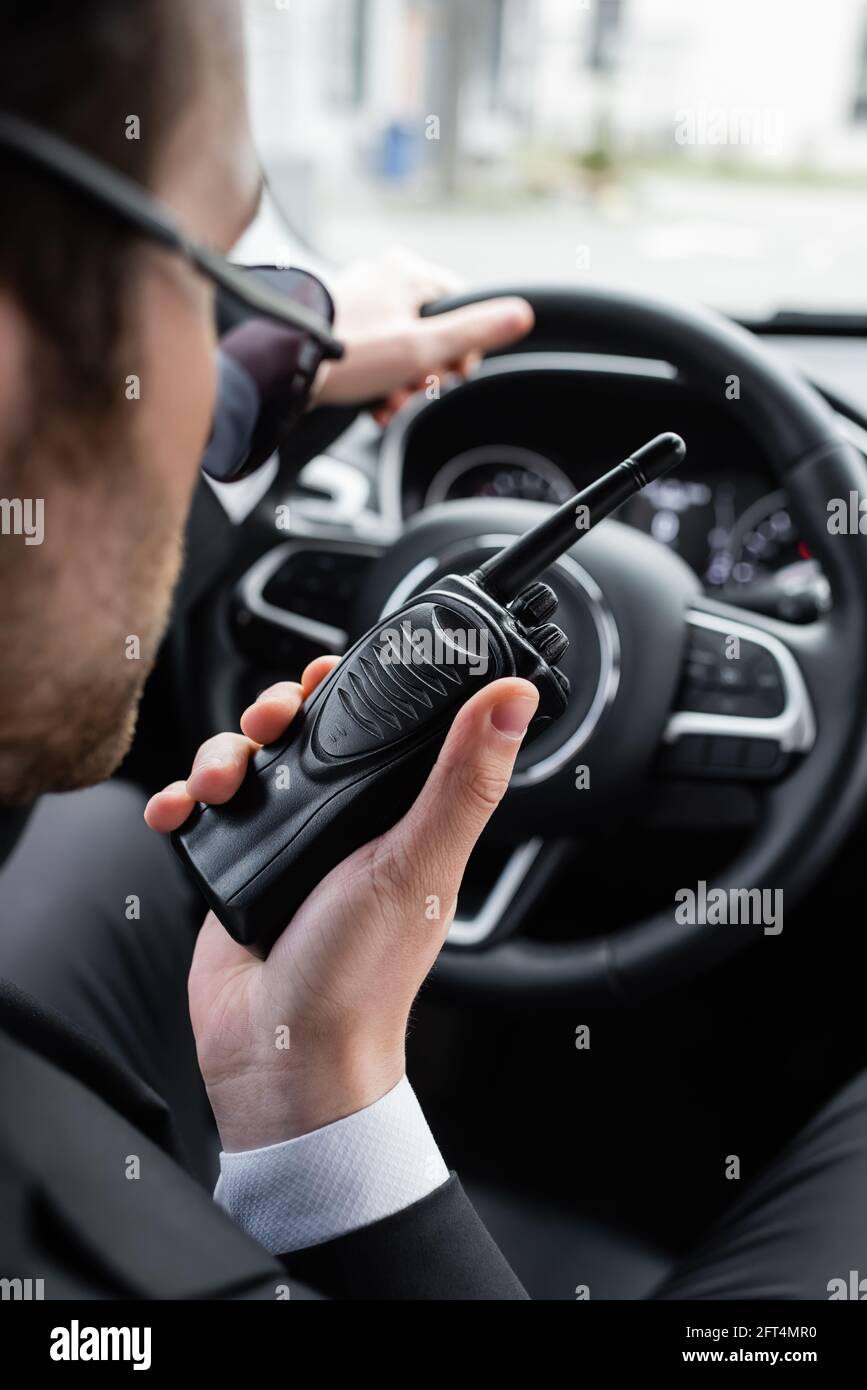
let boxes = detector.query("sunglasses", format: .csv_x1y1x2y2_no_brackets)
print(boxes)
0,110,343,358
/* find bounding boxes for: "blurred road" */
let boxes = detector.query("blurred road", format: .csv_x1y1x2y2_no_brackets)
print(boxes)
309,172,867,319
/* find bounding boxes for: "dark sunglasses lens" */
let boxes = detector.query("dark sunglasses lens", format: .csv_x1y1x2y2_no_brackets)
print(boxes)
215,264,333,336
207,266,335,482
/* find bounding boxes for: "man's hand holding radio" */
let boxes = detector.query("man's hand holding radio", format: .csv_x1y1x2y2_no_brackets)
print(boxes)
145,659,538,1152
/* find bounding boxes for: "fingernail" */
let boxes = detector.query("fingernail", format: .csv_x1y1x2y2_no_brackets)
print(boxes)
491,696,537,739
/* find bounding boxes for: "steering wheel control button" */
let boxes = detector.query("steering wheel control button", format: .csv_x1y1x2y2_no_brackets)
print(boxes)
744,738,787,772
510,580,559,626
706,735,746,769
676,626,785,719
526,622,569,666
659,734,708,771
658,731,788,780
262,547,374,626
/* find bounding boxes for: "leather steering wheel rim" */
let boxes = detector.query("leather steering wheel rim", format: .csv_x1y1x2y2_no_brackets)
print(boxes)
419,286,867,1002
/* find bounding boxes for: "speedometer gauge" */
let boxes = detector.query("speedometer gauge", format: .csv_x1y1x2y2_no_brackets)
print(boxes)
619,474,723,577
726,490,805,584
424,446,574,507
619,476,811,592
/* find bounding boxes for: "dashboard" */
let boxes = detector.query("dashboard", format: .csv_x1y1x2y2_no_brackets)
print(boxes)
386,357,826,616
420,441,805,590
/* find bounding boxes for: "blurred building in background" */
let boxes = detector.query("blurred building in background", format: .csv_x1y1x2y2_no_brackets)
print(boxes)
246,0,867,205
242,0,867,314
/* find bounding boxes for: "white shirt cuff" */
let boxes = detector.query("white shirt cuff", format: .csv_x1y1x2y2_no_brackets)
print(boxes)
213,1075,449,1254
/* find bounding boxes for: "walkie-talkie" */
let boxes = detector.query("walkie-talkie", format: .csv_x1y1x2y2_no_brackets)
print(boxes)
174,432,686,957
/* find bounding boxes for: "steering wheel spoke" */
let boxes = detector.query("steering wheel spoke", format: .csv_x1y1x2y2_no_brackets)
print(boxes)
657,599,816,784
233,534,386,663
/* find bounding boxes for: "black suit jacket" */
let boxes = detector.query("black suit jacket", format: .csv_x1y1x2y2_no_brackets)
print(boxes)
0,979,527,1300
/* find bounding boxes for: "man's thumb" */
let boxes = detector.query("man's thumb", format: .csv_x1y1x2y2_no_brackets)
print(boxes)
392,678,539,899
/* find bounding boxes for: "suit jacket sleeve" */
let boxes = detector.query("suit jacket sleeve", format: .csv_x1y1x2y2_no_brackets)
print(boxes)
280,1173,529,1300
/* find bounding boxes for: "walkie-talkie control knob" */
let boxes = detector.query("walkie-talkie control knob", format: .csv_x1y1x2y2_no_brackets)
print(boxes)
527,622,569,666
511,580,558,626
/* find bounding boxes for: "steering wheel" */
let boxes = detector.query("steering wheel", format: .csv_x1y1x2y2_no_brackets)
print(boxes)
202,286,867,1003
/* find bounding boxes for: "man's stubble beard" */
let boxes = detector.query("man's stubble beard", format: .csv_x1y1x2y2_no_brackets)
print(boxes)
0,413,189,805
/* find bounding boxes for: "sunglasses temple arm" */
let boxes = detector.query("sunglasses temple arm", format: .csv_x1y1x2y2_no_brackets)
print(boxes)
0,112,344,361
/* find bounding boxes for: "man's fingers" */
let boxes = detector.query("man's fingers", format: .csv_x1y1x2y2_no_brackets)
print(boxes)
145,729,254,827
241,658,338,743
183,732,259,805
146,658,341,835
371,300,530,414
454,349,483,380
144,780,196,834
300,654,341,696
240,680,304,745
419,298,534,374
380,677,539,905
320,296,533,409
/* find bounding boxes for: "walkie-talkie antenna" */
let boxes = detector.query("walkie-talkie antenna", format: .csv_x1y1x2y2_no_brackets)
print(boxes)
475,432,686,602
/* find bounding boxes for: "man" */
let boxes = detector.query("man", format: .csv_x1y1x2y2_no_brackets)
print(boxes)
3,0,867,1304
0,0,540,1299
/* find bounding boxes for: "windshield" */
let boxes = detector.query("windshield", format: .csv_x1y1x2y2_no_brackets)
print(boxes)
242,0,867,319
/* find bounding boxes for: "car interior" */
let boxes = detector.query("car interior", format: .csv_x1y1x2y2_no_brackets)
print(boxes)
119,275,867,1299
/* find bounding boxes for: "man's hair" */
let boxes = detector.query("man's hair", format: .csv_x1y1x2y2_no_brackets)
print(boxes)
0,0,193,415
